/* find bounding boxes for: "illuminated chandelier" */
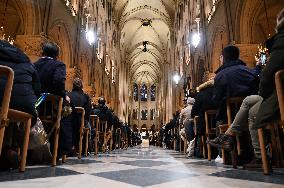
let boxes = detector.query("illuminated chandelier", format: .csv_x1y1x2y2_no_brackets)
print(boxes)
0,26,14,45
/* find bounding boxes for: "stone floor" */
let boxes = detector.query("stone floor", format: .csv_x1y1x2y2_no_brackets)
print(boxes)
0,146,283,188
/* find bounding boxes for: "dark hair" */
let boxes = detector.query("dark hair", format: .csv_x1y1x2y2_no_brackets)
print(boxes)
73,78,83,90
98,96,106,105
222,45,240,63
42,42,60,59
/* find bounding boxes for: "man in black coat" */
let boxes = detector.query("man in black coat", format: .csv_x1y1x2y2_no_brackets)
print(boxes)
254,9,284,130
34,42,68,100
213,45,259,124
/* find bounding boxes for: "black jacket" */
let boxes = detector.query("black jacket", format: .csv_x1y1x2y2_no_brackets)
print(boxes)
213,59,259,122
68,89,91,125
93,104,114,127
34,57,66,97
254,26,284,129
0,41,41,115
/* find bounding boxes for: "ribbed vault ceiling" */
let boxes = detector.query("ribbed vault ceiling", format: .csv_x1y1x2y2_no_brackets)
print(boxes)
114,0,176,84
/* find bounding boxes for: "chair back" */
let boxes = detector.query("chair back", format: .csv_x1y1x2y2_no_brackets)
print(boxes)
204,110,217,135
98,120,108,134
275,70,284,122
226,97,244,126
0,65,14,154
38,94,63,136
75,107,85,129
0,66,14,125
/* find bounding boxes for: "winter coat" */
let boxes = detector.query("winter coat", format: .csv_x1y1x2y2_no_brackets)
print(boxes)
93,104,114,128
179,105,193,125
213,59,259,122
0,40,41,116
68,89,91,126
254,24,284,129
34,57,66,97
191,81,216,135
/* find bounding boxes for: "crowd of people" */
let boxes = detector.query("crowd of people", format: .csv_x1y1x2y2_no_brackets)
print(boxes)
0,41,140,170
157,9,284,169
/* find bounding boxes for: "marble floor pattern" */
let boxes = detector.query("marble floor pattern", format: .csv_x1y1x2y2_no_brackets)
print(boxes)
0,146,284,188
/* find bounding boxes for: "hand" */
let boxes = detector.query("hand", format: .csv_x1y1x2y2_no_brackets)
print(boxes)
65,95,71,103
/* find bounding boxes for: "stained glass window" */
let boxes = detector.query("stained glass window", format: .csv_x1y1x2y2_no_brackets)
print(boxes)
133,83,138,101
150,84,156,101
140,83,147,101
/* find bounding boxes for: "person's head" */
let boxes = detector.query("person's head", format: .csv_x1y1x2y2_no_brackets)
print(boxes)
276,8,284,32
187,97,195,105
220,45,240,64
98,96,106,105
73,77,83,91
42,42,60,59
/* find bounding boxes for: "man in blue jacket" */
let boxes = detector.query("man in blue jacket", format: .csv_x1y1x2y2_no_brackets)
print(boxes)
213,45,259,125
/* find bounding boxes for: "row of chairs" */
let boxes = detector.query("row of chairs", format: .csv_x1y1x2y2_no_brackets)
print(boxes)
0,65,123,172
191,71,284,175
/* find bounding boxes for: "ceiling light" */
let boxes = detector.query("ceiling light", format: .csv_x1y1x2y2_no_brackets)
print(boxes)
173,74,180,85
86,30,96,45
192,33,200,48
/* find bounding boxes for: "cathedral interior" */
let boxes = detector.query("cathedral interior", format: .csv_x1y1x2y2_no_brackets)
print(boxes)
0,0,284,187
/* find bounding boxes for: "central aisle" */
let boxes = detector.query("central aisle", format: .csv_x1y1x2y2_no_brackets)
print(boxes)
0,146,283,188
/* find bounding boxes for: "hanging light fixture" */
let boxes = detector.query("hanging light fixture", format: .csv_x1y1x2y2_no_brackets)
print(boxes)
192,18,200,48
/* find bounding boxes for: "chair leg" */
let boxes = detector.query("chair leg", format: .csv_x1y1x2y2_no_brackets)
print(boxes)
95,133,98,155
110,135,113,151
85,130,89,157
19,118,31,172
207,143,212,161
231,146,237,169
78,128,83,159
274,124,284,166
62,155,67,163
258,128,269,175
270,125,279,167
202,136,206,158
0,127,6,156
222,148,226,164
52,126,60,166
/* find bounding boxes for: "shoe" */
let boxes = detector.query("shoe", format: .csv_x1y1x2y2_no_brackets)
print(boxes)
207,134,225,148
243,158,262,169
221,135,235,151
215,155,223,163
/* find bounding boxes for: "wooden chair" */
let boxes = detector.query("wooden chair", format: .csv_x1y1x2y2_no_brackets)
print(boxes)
194,116,206,158
97,119,108,153
258,70,284,174
38,94,63,166
90,115,99,155
75,107,90,159
115,128,121,150
0,66,34,172
205,110,217,161
219,97,244,168
0,65,14,156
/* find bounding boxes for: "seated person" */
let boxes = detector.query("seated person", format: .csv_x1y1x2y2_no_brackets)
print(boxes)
67,78,91,153
34,42,69,101
213,45,260,126
208,30,276,167
0,40,41,170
